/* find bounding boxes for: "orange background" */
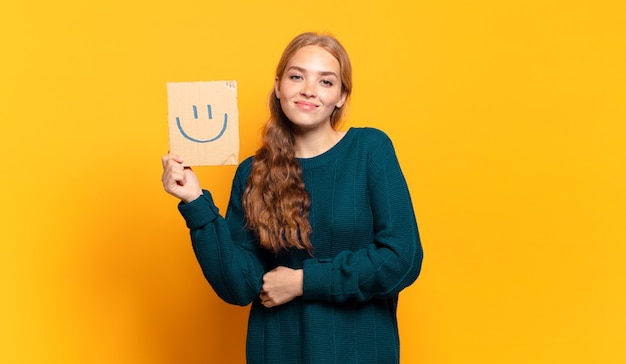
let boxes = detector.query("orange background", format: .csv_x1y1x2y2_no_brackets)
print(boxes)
1,0,625,363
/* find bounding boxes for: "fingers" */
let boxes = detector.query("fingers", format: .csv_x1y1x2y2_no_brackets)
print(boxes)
161,154,185,184
259,267,302,308
259,290,271,307
161,153,192,200
161,156,186,190
161,153,203,202
161,153,183,168
260,269,278,307
259,290,277,308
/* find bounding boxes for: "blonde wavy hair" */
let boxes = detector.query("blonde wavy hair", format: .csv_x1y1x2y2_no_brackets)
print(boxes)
242,32,353,254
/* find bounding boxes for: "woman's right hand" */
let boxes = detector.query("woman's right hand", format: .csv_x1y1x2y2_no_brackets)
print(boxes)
161,154,203,203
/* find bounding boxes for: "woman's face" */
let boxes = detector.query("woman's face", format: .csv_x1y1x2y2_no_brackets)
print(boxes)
275,45,346,132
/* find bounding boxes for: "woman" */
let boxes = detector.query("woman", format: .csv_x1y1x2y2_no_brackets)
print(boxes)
162,32,423,364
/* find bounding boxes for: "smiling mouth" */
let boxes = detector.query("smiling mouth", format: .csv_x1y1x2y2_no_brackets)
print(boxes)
295,101,318,110
176,113,228,143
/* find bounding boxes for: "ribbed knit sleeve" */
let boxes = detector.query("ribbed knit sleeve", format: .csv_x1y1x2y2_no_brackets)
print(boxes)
178,158,266,306
302,129,423,303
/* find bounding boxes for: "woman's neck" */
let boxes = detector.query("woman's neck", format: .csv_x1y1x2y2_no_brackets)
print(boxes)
293,126,346,159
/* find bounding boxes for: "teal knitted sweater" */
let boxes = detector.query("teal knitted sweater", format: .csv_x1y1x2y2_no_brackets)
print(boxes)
178,127,423,364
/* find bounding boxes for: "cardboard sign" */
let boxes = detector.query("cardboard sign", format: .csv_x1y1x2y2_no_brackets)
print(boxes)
167,81,239,166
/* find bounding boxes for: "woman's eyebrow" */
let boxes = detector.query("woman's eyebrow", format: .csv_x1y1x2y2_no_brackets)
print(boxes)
287,66,338,78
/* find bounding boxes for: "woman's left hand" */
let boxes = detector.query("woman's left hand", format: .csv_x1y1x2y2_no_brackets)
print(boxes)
259,266,303,308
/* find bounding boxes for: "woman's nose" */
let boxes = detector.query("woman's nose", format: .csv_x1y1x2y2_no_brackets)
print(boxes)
301,81,316,97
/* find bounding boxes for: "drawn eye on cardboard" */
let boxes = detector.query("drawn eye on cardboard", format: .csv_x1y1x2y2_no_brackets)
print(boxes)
167,81,239,166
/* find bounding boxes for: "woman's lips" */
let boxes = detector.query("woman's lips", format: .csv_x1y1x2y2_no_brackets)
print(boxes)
295,101,318,111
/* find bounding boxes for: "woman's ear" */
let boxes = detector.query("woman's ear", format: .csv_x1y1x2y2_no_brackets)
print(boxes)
274,77,280,99
336,92,347,108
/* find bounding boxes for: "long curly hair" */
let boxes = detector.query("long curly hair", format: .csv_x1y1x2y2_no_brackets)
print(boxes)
242,32,353,254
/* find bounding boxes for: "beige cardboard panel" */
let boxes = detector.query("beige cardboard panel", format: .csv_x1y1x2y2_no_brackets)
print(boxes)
167,81,239,166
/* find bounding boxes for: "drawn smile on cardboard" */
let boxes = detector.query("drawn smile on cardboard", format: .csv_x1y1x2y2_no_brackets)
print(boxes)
176,104,228,143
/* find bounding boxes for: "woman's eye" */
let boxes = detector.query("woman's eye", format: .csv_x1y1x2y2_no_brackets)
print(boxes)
321,80,333,87
289,75,303,81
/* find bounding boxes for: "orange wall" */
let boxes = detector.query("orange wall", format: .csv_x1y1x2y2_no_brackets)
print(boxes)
2,0,625,363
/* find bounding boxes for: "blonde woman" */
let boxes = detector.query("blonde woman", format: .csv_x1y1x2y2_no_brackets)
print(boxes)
162,32,423,364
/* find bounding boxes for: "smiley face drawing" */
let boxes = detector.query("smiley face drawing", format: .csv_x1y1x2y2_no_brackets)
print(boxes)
176,104,228,143
167,80,239,166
